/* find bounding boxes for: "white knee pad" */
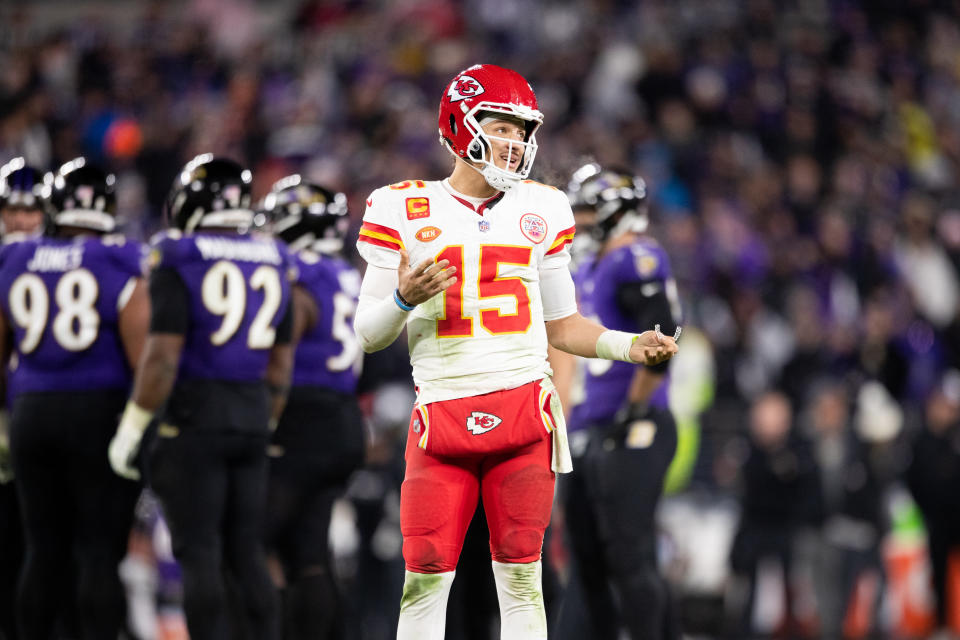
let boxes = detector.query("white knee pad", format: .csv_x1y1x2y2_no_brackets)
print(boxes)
396,570,455,640
492,560,548,640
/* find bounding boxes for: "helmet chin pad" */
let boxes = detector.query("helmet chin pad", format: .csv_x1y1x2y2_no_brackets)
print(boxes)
481,163,522,191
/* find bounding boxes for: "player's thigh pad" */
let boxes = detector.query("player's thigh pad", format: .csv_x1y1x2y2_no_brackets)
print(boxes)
482,436,555,563
400,433,480,573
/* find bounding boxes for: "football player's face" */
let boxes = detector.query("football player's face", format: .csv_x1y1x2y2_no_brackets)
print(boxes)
1,206,44,234
481,119,526,172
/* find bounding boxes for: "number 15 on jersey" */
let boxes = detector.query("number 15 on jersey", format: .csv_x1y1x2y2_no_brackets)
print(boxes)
436,244,533,338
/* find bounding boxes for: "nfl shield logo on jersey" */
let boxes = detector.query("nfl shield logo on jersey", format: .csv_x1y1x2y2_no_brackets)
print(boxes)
466,411,502,435
478,219,490,233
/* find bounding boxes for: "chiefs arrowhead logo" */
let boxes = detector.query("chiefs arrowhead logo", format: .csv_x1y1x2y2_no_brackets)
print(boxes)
448,75,485,103
466,411,502,435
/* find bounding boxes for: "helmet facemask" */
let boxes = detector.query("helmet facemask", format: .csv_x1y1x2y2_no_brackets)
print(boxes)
567,163,650,251
458,105,542,191
264,177,349,255
167,155,254,233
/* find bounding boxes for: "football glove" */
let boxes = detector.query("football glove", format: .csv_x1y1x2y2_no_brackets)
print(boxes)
613,402,659,449
615,401,651,426
108,401,153,481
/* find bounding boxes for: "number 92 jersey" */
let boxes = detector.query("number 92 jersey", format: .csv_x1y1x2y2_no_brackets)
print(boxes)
0,234,146,394
150,230,295,382
357,179,576,404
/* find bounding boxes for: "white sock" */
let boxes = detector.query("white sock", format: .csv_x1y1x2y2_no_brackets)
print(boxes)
396,570,455,640
492,560,548,640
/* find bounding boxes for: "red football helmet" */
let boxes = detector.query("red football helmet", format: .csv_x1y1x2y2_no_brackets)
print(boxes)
438,64,544,191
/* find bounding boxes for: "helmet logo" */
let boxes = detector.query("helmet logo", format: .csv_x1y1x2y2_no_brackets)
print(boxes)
448,75,485,102
75,185,94,209
221,184,242,209
519,213,548,244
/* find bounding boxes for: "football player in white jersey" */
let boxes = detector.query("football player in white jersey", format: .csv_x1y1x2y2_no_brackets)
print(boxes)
353,63,679,640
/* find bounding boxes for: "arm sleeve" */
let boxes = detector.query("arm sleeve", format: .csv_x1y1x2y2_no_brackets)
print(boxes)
539,189,578,320
353,264,411,353
540,267,578,321
616,278,681,373
149,267,190,334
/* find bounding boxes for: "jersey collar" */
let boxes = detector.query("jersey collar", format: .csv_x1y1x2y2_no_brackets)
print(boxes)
440,180,505,216
449,192,504,216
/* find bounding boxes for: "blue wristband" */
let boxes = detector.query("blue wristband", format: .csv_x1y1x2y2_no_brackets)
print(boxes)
394,289,416,311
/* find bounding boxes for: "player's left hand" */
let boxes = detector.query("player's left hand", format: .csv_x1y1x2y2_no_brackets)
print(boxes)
630,328,679,366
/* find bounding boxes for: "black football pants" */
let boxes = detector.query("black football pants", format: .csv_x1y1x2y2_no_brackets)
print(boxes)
264,387,364,640
557,408,680,640
149,427,279,640
10,390,140,640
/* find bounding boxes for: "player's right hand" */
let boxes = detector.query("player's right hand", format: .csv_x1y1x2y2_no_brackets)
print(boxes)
397,249,457,306
630,329,678,366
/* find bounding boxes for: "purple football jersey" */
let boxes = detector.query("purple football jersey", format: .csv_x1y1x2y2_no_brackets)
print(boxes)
151,231,294,382
568,238,677,432
0,235,146,395
291,250,361,392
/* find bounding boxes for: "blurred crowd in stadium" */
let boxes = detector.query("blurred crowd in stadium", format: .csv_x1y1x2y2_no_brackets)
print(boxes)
4,0,960,638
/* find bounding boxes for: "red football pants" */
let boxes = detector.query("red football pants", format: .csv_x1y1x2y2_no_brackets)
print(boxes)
400,384,557,574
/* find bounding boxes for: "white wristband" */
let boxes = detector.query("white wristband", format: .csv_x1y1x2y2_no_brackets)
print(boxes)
119,401,154,436
595,330,639,363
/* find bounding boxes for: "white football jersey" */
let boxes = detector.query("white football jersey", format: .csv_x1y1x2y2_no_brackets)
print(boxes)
357,179,576,404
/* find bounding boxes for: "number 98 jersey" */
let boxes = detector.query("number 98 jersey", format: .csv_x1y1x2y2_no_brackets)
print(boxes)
357,179,576,404
150,230,295,382
0,234,146,395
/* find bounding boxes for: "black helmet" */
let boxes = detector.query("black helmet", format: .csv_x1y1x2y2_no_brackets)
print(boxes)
567,163,648,242
43,157,117,233
263,175,348,254
0,158,44,210
166,154,253,232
